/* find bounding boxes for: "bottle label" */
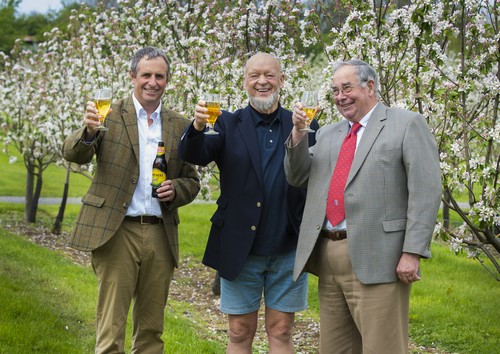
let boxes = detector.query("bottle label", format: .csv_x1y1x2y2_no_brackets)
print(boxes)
151,168,167,187
157,145,165,154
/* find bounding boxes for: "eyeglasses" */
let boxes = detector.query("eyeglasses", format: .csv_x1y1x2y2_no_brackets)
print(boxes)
331,83,362,97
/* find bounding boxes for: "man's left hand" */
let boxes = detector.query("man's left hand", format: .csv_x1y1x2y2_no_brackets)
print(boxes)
396,252,421,284
156,180,176,202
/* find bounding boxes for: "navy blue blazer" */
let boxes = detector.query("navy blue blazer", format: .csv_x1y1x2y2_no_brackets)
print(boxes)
179,105,318,280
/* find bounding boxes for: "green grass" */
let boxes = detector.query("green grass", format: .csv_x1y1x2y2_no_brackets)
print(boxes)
0,229,96,353
411,244,500,353
0,204,225,353
1,150,500,353
0,151,91,198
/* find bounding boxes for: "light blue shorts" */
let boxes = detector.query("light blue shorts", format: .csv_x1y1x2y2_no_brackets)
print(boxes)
220,250,308,315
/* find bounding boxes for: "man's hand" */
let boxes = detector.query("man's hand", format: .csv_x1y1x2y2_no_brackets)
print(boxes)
82,101,112,140
155,180,176,202
396,252,421,284
193,100,221,132
290,102,308,145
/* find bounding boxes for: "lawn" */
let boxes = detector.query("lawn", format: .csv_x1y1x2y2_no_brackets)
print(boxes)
1,149,499,353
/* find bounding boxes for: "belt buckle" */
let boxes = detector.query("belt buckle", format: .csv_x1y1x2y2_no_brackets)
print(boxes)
140,215,147,225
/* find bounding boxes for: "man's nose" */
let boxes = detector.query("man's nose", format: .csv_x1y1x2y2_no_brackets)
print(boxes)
257,74,268,84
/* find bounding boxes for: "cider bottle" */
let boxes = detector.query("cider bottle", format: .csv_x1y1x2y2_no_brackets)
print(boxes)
151,142,167,198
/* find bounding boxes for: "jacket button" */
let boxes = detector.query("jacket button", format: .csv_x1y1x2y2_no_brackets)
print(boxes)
251,226,256,231
131,178,137,184
256,202,262,207
123,203,129,209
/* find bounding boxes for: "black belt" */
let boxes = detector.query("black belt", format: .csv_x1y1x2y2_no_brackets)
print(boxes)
320,229,347,241
124,215,163,224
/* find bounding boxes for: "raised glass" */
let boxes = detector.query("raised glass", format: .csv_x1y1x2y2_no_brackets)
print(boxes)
94,87,112,131
300,91,318,133
204,93,221,135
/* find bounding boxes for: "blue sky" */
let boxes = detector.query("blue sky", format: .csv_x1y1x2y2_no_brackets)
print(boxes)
18,0,64,14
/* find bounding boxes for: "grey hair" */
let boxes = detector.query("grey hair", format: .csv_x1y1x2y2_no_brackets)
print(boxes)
130,46,171,80
331,59,379,95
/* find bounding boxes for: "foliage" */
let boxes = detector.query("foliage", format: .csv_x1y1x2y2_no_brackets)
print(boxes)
0,0,82,55
0,0,499,274
0,0,312,221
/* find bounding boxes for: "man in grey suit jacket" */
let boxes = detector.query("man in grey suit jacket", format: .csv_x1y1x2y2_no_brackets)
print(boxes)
62,47,200,353
284,59,441,353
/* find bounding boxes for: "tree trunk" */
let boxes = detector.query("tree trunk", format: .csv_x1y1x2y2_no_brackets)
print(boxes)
443,190,450,230
52,168,70,234
25,170,34,222
27,174,43,223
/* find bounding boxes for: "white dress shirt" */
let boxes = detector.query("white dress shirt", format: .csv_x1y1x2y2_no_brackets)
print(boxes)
126,93,163,218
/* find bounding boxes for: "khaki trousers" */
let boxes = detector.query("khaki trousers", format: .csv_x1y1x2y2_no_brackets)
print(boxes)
92,220,174,354
317,237,410,354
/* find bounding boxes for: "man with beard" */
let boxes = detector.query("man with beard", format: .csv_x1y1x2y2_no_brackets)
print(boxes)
179,52,318,353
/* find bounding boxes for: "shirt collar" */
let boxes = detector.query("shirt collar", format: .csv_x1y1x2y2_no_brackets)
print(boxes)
250,103,282,127
350,104,376,129
131,93,162,121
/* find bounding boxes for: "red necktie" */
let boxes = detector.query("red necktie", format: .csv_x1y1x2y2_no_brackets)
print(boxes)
326,122,362,226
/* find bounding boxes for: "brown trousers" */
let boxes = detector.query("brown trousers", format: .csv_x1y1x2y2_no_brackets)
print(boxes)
317,237,411,354
92,220,174,354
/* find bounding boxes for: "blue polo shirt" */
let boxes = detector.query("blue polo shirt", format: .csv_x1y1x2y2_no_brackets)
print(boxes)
248,105,291,256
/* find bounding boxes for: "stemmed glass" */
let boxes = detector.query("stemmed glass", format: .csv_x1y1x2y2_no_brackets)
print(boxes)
204,93,221,135
300,91,318,133
94,87,112,131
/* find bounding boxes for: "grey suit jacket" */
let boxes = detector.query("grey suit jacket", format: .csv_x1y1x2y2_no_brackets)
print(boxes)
62,96,200,267
284,103,441,284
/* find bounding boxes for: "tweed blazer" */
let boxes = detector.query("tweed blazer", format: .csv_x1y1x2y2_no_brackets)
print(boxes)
285,103,442,284
62,96,200,267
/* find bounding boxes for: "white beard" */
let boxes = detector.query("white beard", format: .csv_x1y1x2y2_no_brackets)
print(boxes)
248,89,280,112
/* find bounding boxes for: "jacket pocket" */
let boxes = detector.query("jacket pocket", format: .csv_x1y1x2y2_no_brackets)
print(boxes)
382,218,406,232
81,194,106,208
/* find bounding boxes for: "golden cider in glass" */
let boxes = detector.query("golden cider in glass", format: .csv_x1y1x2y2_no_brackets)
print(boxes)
95,99,111,124
93,87,112,131
303,107,317,121
206,101,220,125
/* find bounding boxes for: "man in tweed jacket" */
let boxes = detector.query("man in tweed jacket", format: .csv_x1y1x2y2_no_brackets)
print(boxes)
284,59,441,353
62,47,199,354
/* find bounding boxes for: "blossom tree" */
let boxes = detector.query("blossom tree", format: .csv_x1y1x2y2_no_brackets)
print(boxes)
0,0,312,224
300,0,499,277
1,0,498,276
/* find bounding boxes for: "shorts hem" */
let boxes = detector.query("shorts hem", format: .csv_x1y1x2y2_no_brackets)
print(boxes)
266,304,308,313
220,305,260,315
221,304,308,315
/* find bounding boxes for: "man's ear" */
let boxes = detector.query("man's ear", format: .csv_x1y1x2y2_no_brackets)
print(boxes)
279,73,286,88
367,80,375,95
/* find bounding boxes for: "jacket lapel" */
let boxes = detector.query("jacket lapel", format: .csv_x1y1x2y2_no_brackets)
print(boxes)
160,105,174,161
121,96,140,161
347,103,386,184
237,106,263,184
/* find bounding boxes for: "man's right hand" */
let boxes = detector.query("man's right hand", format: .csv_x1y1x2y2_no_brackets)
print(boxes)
193,100,220,132
83,101,100,140
290,102,308,145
